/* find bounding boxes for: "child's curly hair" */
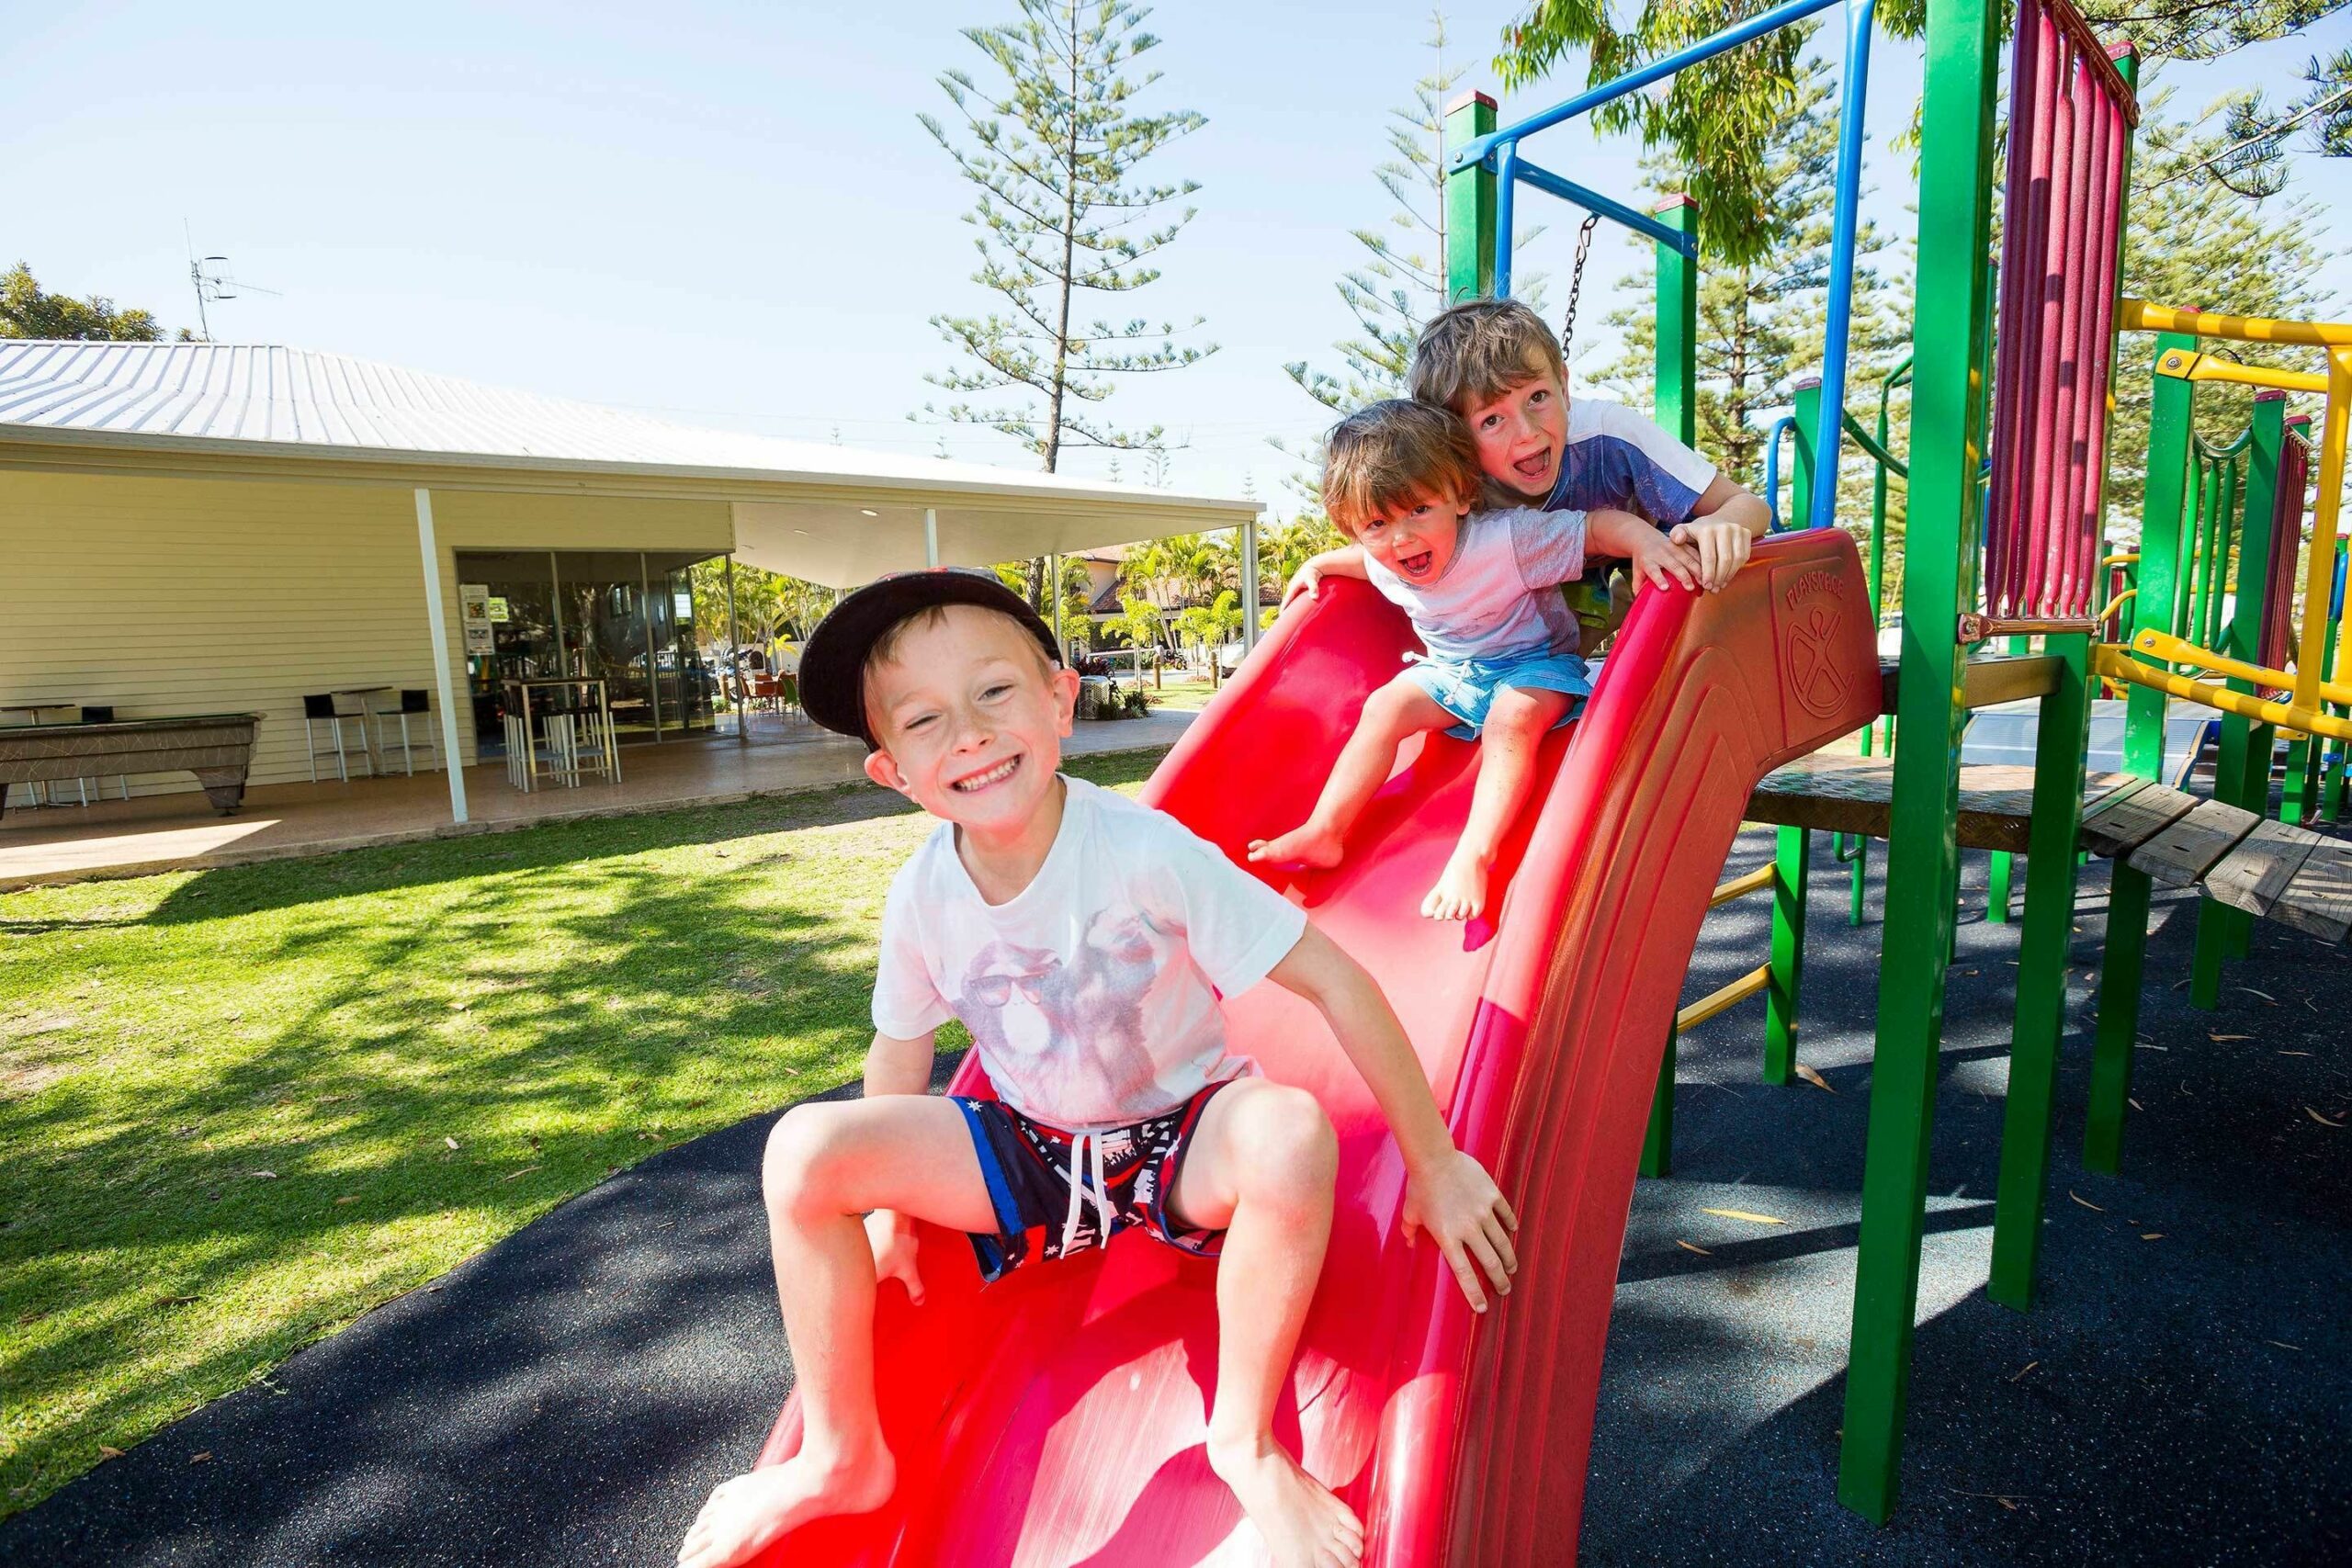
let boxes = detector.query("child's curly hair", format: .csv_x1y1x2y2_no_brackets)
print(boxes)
1408,299,1567,415
1321,400,1484,535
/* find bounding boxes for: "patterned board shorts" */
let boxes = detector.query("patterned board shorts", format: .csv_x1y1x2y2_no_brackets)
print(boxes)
1406,648,1593,740
952,1080,1234,1283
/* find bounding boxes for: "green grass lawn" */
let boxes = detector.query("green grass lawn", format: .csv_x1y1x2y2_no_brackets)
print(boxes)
0,750,1162,1519
1135,676,1221,711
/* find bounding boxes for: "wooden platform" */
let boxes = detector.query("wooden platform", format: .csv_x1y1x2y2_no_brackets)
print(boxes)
1747,756,2352,942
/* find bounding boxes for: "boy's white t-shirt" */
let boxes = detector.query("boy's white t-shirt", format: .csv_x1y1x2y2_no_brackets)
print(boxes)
871,775,1307,1128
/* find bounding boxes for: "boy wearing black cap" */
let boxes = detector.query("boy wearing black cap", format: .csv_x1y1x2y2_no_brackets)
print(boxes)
678,570,1517,1568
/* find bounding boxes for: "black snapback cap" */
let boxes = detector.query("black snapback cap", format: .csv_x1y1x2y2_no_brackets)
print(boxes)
798,567,1062,747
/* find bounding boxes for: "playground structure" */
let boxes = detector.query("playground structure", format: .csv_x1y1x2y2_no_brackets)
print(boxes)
729,0,2351,1555
1443,0,2352,1533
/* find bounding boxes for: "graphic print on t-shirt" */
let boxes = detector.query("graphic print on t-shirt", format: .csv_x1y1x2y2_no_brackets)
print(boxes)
955,905,1191,1117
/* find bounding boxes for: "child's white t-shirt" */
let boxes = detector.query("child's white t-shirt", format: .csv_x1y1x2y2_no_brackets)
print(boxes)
871,775,1307,1128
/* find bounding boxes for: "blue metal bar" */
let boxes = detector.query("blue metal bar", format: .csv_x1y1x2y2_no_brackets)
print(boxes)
1450,0,1845,175
1764,414,1798,531
1811,0,1877,530
1510,158,1700,257
1495,141,1522,298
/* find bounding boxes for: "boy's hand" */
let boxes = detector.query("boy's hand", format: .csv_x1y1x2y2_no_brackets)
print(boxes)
866,1209,924,1304
1668,517,1754,592
1622,525,1702,594
1283,560,1324,604
1402,1146,1519,1312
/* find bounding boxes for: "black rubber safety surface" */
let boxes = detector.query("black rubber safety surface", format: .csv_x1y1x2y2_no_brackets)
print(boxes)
5,840,2345,1567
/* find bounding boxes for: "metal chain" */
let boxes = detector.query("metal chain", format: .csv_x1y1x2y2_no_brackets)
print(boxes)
1559,212,1602,353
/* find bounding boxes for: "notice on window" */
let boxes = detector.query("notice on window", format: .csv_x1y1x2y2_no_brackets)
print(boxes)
460,583,495,653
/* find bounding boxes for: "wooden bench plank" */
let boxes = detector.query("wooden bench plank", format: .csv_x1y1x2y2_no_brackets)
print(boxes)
2125,797,2261,887
1746,757,2133,854
2079,780,2201,856
2199,819,2319,919
2270,842,2352,943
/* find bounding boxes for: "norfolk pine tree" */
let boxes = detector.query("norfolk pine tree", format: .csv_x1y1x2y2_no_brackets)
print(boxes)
921,0,1214,605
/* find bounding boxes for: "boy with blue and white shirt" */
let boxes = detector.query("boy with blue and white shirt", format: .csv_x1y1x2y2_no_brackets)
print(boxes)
1409,298,1771,645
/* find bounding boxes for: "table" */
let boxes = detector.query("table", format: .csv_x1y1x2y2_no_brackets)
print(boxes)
0,713,264,820
501,679,620,792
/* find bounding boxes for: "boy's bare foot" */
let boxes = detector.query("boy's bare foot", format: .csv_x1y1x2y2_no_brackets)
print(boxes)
1208,1438,1364,1568
1248,823,1346,870
676,1444,896,1568
1420,847,1490,921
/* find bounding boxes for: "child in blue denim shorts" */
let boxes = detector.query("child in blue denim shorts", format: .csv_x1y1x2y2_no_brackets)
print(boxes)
1250,400,1699,922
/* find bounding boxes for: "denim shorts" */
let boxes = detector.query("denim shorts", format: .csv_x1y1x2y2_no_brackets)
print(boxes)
1407,648,1593,740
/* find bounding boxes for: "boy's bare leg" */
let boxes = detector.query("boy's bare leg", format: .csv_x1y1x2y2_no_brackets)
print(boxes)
1423,685,1574,921
1166,1079,1363,1568
1250,675,1454,870
677,1098,998,1568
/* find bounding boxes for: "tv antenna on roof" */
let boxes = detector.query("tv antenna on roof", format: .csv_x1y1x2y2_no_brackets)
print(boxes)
184,223,280,341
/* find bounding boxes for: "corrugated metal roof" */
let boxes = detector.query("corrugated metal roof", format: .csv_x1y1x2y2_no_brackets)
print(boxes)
0,340,1252,513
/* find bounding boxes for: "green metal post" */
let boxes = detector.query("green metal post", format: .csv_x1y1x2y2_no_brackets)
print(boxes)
2323,557,2349,821
1764,826,1811,1084
2086,330,2197,1173
1987,633,2093,1308
1442,92,1497,303
2192,395,2285,1005
1641,1019,1675,1179
1766,376,1821,1084
1638,193,1700,1168
1837,0,2000,1518
1654,197,1698,446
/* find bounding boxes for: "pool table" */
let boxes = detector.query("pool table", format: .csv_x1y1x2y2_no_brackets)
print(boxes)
0,713,266,820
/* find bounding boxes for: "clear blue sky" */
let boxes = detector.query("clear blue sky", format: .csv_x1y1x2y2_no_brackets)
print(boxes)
8,1,2346,511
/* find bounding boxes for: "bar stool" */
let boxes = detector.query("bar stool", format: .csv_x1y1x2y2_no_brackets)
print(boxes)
372,689,437,776
302,694,369,783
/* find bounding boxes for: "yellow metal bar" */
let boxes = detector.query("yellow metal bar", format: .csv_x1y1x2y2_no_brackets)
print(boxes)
2152,345,2331,395
2100,552,2139,568
2121,298,2352,348
1710,864,1777,908
2097,588,2137,621
2092,645,2352,741
1676,964,1773,1033
2128,627,2352,706
2319,353,2352,691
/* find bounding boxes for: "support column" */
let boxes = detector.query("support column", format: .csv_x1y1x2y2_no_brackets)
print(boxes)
1050,552,1066,661
1241,515,1261,655
1640,1019,1675,1179
1763,827,1810,1083
414,488,469,826
924,507,940,568
724,556,745,746
1442,92,1498,301
2193,392,2286,1004
1837,0,1999,1518
1987,631,2093,1308
2086,327,2198,1172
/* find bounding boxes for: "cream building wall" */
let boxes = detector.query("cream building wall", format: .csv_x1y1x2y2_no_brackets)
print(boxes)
0,470,730,798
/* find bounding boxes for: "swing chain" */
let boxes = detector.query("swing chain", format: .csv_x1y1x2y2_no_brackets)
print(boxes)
1560,211,1602,354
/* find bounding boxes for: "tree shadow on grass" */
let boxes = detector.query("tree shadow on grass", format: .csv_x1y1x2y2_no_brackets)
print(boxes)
0,750,1167,1519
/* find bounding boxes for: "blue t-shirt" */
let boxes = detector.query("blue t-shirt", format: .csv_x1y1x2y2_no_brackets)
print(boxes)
1540,400,1718,528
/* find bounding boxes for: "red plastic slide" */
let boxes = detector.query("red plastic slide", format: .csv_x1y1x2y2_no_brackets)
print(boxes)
749,530,1879,1565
